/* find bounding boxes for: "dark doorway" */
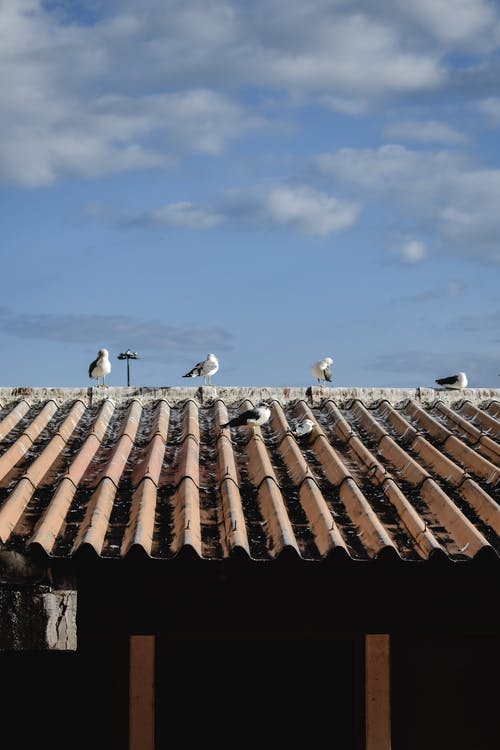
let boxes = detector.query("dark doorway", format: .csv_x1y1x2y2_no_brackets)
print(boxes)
392,633,500,750
0,635,129,750
156,635,364,749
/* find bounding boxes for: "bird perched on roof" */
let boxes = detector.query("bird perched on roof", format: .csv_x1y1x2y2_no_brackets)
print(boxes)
182,353,219,385
88,348,111,387
311,357,333,386
221,403,271,433
292,418,314,439
435,371,468,390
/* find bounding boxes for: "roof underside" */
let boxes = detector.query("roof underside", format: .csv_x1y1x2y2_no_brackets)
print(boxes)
0,386,499,564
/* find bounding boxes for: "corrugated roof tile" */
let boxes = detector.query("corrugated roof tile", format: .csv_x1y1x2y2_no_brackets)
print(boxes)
0,386,497,563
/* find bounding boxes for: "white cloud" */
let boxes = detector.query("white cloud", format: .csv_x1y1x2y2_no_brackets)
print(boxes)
382,120,467,145
0,0,459,186
149,202,224,229
0,306,232,357
0,3,263,185
1,1,500,186
265,186,359,235
149,90,263,155
438,169,500,259
396,0,500,50
315,144,462,205
320,95,368,116
0,84,260,185
127,184,358,236
248,11,443,96
399,239,427,263
227,184,359,236
315,144,500,261
477,96,500,124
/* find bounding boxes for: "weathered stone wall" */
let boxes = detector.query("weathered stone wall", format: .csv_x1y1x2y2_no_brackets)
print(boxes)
0,587,77,651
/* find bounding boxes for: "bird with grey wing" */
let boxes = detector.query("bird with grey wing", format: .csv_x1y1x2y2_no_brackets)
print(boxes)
89,348,111,387
221,403,271,435
435,371,468,390
311,357,333,386
182,353,219,385
292,418,314,439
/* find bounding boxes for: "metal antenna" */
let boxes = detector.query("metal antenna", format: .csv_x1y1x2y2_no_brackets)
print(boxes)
117,350,139,386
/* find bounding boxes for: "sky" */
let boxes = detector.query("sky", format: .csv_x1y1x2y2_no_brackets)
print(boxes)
1,0,500,389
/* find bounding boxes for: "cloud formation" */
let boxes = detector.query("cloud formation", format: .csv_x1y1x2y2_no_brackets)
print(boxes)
382,120,467,144
399,239,427,263
134,201,224,229
315,144,500,261
477,96,500,123
2,1,500,185
0,308,232,360
224,184,359,236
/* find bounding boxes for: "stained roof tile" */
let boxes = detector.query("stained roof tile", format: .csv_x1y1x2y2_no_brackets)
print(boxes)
0,386,498,563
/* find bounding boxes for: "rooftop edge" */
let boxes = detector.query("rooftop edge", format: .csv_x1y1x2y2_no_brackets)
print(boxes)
0,385,499,406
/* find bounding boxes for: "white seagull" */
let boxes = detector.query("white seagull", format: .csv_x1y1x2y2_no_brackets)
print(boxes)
435,371,468,390
293,418,314,439
311,357,333,386
182,353,219,385
221,403,271,433
89,348,111,387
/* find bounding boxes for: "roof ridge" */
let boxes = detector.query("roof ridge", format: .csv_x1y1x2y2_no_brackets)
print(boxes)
1,385,499,407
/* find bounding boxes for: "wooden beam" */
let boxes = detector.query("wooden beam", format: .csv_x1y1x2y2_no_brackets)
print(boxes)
365,633,391,750
129,635,155,750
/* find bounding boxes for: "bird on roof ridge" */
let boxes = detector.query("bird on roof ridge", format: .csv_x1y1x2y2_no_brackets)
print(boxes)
182,353,219,385
311,357,333,386
435,371,468,390
89,348,111,387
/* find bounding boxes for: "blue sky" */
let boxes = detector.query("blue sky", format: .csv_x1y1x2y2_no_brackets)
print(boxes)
1,0,500,388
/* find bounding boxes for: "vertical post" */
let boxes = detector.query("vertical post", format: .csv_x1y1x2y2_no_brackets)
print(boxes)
129,635,155,750
127,358,131,386
365,633,391,750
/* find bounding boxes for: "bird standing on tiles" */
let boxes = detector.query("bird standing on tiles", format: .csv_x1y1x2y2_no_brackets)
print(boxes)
89,348,111,387
311,357,333,386
182,353,219,385
221,403,271,434
435,371,468,390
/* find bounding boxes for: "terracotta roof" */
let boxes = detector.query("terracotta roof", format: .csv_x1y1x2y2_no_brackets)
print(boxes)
0,385,499,563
